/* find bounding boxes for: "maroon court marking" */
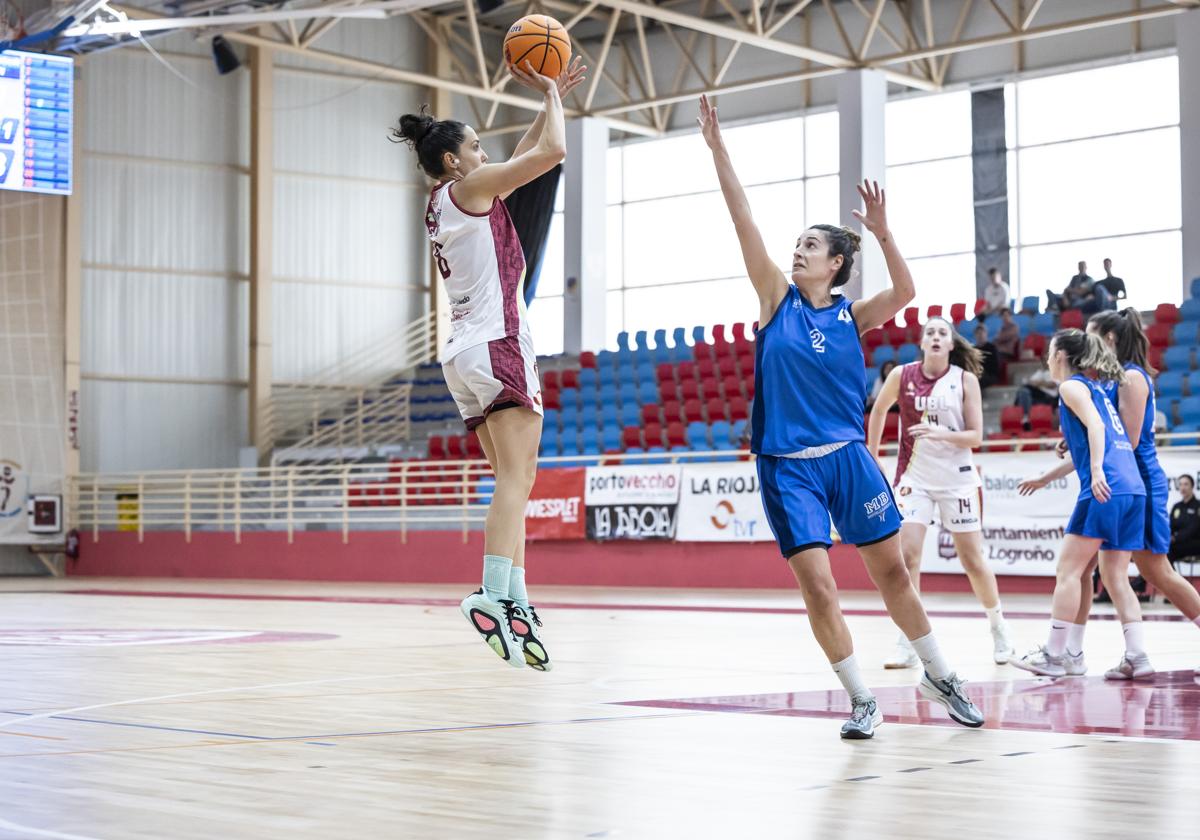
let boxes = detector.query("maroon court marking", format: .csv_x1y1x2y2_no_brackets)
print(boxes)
31,589,1196,622
615,671,1200,741
0,629,339,646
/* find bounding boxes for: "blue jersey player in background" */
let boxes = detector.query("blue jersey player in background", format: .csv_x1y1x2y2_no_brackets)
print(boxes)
1086,309,1200,677
697,94,983,739
1014,330,1148,678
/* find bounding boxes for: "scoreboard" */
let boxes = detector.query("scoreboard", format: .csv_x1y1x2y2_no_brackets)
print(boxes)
0,49,73,196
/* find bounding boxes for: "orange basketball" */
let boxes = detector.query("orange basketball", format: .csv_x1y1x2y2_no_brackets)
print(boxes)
503,15,571,79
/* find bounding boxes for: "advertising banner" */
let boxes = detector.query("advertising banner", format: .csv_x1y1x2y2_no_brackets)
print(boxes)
676,462,773,542
524,467,586,540
584,464,682,541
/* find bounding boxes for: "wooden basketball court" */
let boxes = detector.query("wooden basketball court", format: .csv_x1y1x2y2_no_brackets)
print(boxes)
0,579,1196,838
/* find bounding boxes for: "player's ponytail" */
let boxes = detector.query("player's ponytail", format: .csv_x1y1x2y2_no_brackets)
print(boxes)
926,317,983,377
1088,308,1154,375
391,105,466,178
1053,328,1125,382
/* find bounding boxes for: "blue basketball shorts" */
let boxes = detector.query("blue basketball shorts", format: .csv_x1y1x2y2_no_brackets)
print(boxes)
1066,493,1147,552
757,442,902,557
1141,473,1170,555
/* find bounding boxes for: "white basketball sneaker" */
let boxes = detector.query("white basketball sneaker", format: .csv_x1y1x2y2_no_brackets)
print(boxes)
1011,645,1067,677
991,622,1016,664
460,589,526,669
1063,650,1087,676
1104,653,1154,681
884,636,919,669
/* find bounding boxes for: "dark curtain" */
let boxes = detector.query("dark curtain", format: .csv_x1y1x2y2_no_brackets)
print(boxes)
504,165,562,307
971,89,1010,296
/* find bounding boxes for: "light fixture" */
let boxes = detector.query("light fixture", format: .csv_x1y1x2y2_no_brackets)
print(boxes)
476,0,504,14
211,35,240,74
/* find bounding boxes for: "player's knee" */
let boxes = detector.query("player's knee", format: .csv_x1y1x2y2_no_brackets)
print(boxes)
874,559,913,596
793,569,838,610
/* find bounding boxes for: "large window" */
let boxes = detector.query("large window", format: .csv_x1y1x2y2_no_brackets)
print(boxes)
1006,57,1181,311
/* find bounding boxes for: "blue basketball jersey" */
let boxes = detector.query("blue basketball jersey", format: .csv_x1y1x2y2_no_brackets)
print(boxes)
1122,363,1163,477
1059,374,1145,500
751,286,867,454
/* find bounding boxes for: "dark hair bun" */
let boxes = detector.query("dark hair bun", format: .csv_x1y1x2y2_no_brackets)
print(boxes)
839,226,863,252
396,110,435,148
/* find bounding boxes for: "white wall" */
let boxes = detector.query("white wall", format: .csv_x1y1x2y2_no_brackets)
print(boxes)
79,19,430,472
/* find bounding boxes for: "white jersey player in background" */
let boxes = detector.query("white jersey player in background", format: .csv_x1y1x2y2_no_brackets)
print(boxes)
868,317,1015,667
394,58,586,672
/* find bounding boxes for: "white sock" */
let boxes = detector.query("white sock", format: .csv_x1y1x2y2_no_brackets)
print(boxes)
1066,622,1086,657
508,566,529,610
1046,621,1069,657
984,603,1004,630
909,632,952,680
831,654,871,702
1122,621,1147,658
482,554,512,602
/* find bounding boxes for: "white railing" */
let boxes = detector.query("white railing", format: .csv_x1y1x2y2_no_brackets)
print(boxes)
260,311,436,450
73,434,1200,545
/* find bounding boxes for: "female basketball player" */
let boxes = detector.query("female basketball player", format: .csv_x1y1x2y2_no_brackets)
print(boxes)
395,57,585,671
867,317,1014,668
698,95,983,739
1014,330,1147,678
1084,309,1200,677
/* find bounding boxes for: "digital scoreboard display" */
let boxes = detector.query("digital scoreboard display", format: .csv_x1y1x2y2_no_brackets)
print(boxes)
0,49,73,196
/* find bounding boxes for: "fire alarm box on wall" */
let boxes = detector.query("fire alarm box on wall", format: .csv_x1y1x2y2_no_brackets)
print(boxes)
27,495,62,534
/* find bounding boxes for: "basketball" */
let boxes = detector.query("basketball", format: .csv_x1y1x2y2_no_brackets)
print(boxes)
503,14,571,79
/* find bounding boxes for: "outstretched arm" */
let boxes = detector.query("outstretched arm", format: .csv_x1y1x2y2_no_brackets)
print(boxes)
697,95,788,323
848,180,915,335
455,63,567,210
503,57,586,199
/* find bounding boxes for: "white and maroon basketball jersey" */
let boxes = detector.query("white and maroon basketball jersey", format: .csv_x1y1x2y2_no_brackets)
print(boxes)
425,181,531,362
894,362,980,491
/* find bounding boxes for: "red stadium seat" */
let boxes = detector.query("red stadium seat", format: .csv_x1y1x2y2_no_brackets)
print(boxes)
1059,309,1084,330
699,376,720,399
949,303,967,323
542,388,561,410
662,400,683,423
666,422,687,448
682,398,703,422
1155,303,1180,326
903,306,920,327
863,329,886,350
542,370,560,390
1022,333,1047,360
1017,430,1043,452
641,403,661,425
677,361,696,381
729,396,749,421
706,397,727,423
883,411,900,442
973,298,987,316
348,485,370,508
622,426,642,450
656,362,675,383
1000,405,1024,434
732,322,752,354
722,374,743,400
716,356,739,378
579,351,597,368
560,369,579,388
1030,404,1055,433
679,378,700,401
697,357,716,379
465,432,484,459
1146,322,1171,349
926,305,943,320
643,423,665,448
712,324,733,355
428,435,447,460
446,435,466,459
692,341,713,362
885,322,908,345
1148,347,1163,370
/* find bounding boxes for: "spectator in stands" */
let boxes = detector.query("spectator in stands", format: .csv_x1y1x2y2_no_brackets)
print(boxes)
1014,366,1058,429
982,267,1010,315
1059,261,1112,315
867,360,897,411
994,309,1020,360
1169,474,1200,564
1098,258,1127,304
974,325,1001,390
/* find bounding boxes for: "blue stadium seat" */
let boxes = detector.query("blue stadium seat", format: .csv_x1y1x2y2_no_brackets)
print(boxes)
597,350,619,370
637,382,659,404
672,327,688,349
729,419,747,447
959,318,979,339
579,368,598,389
653,328,668,351
615,404,636,426
1164,346,1193,372
616,331,631,352
691,325,706,345
634,330,650,352
709,420,731,447
873,346,896,365
1173,323,1198,345
618,382,638,405
896,344,919,364
1032,313,1056,335
984,315,1002,338
686,421,709,450
1015,314,1035,335
600,402,619,425
1177,396,1200,423
559,388,580,410
601,427,622,451
539,436,559,457
1168,423,1199,446
598,382,619,404
598,366,618,387
1180,298,1200,322
1191,277,1200,299
579,388,600,407
636,362,657,383
542,408,560,430
1157,371,1187,399
581,426,599,446
1020,295,1040,314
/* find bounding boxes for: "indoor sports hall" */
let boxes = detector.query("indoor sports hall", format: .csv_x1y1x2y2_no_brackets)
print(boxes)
1,1,1199,837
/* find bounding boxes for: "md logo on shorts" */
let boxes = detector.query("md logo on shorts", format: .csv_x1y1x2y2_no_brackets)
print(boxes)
863,491,893,521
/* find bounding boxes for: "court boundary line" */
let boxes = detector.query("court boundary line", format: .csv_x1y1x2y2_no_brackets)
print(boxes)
19,588,1195,623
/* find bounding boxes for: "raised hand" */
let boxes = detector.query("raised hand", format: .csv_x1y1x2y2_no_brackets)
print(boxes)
851,179,888,238
697,94,723,150
510,60,558,96
556,56,587,98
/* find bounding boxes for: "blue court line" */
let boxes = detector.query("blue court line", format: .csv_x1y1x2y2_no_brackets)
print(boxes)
0,710,265,741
